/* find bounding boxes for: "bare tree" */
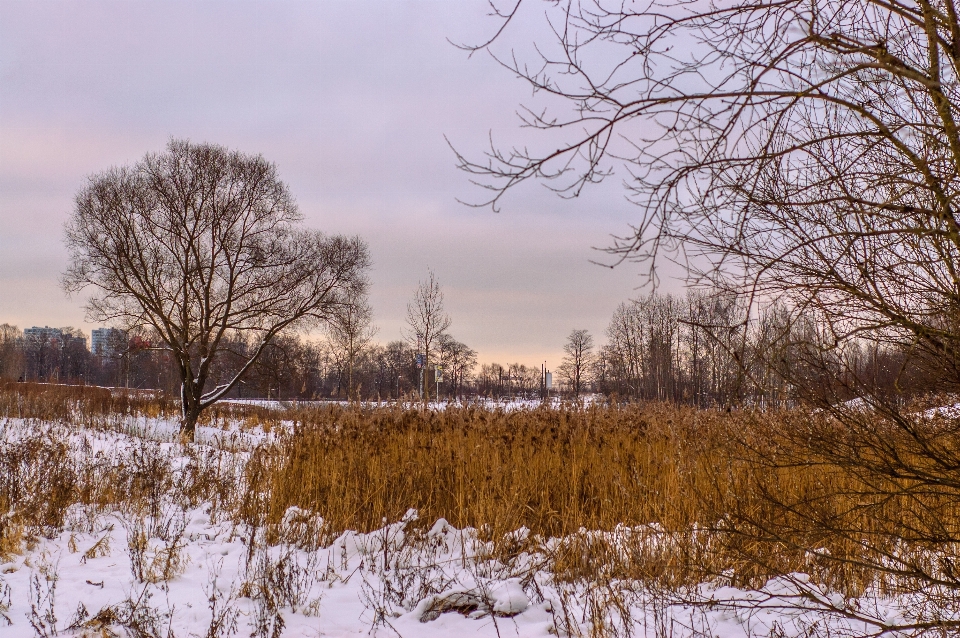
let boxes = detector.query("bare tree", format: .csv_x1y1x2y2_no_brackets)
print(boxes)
457,1,960,382
24,329,62,382
404,270,452,403
63,139,370,440
506,362,541,397
325,290,378,401
478,362,507,397
681,289,745,408
457,2,960,627
605,300,645,401
436,333,478,400
559,329,594,399
0,324,23,381
381,340,414,399
58,328,90,384
247,335,303,401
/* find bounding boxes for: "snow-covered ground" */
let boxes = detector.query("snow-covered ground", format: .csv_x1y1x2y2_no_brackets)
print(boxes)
0,507,906,637
920,402,960,419
111,415,277,450
220,396,584,412
0,416,947,637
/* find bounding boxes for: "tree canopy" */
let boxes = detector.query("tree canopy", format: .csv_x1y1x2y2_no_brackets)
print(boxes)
63,139,370,438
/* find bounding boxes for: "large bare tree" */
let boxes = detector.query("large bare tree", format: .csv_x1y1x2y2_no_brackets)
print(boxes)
458,0,960,384
63,139,370,440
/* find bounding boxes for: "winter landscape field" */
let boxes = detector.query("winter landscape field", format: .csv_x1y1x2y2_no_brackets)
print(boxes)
7,1,960,636
1,383,957,637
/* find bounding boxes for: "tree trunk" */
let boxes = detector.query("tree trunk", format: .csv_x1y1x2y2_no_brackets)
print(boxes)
423,353,430,405
180,408,200,443
179,381,200,443
348,358,355,402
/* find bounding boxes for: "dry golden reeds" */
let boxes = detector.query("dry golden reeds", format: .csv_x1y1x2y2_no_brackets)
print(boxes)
2,382,959,603
0,381,175,424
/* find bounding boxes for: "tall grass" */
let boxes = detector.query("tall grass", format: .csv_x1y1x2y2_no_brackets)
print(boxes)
0,381,176,424
259,403,714,533
1,381,957,602
255,403,879,592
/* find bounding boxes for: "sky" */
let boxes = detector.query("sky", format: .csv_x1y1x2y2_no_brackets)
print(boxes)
0,0,681,367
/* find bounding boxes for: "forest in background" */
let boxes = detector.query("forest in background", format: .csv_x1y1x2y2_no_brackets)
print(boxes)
0,288,943,406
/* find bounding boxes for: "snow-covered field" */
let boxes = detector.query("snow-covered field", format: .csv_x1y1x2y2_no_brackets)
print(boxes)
0,416,946,637
0,513,908,638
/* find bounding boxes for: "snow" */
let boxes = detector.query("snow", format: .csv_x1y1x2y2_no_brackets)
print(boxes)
220,399,305,410
0,506,908,637
920,402,960,419
488,578,529,614
1,510,920,638
0,417,948,637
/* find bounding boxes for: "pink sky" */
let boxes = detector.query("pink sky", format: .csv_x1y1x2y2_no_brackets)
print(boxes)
0,1,678,367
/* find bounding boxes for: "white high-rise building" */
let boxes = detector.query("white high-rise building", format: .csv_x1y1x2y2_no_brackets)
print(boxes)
91,328,125,357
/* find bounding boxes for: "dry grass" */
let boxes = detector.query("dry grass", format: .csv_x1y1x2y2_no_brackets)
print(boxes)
258,404,717,535
1,382,958,605
0,380,277,427
254,403,887,593
0,381,176,425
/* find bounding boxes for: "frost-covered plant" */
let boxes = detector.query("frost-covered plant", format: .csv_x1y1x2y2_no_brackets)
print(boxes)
356,512,459,615
202,561,239,638
0,581,10,626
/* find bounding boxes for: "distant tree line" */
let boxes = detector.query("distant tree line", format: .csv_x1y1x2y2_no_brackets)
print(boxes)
0,324,177,389
557,289,944,408
0,323,479,401
3,282,941,406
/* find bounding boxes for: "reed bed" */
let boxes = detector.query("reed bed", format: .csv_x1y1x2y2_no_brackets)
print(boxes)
1,381,958,603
